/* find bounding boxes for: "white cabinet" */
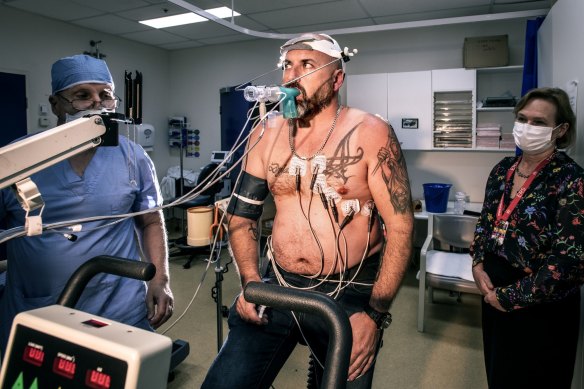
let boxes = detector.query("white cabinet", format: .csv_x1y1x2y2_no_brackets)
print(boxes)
432,68,476,92
347,72,431,150
387,71,432,150
346,73,387,119
431,69,476,149
347,67,521,151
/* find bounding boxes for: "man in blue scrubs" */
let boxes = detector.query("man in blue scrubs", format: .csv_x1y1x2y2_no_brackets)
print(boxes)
0,54,174,353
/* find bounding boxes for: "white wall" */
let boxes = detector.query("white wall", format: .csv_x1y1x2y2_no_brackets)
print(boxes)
0,5,172,177
169,20,526,201
1,4,532,202
538,0,584,167
538,2,584,388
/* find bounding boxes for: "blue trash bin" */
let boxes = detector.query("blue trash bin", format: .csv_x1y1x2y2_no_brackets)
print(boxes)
423,183,452,213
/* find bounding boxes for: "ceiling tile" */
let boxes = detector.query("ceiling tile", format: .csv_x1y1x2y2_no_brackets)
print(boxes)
121,29,190,45
167,22,243,40
357,0,491,17
165,14,268,40
197,34,259,46
373,6,492,25
212,0,342,14
2,0,551,50
71,14,150,35
159,40,206,50
70,0,151,13
117,3,193,21
6,0,104,21
278,18,379,35
249,1,368,30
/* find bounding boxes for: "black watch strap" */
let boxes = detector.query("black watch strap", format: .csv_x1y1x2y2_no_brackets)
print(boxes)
364,305,392,329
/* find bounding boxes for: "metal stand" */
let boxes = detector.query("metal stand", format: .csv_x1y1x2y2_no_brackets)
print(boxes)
178,129,186,233
213,250,225,352
210,215,230,352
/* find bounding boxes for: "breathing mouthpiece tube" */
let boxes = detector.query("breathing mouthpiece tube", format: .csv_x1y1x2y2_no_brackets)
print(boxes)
279,86,300,119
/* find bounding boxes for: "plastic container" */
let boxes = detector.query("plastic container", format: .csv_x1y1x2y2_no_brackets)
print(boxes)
454,191,467,215
187,206,213,246
423,183,452,213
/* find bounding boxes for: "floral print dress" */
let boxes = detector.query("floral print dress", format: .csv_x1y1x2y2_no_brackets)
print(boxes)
470,151,584,311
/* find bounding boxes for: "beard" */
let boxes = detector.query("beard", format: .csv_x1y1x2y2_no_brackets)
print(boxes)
290,78,335,127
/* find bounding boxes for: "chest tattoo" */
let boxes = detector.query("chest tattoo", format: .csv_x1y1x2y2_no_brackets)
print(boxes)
326,126,363,185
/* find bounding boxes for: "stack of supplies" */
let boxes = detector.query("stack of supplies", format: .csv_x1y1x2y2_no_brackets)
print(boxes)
476,123,501,148
499,133,515,150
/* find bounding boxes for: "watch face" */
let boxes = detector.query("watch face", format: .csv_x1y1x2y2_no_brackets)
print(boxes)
380,314,392,329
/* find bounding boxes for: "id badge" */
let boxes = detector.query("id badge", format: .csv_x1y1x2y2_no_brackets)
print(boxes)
490,220,509,246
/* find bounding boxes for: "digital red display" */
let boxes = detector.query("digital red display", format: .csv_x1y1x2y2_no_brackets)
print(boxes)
85,369,111,389
22,345,44,367
82,319,109,328
53,355,76,379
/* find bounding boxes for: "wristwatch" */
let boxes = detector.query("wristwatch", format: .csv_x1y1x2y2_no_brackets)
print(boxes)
364,305,392,329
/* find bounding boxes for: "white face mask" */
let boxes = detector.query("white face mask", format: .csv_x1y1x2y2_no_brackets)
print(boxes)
513,121,560,153
65,109,104,123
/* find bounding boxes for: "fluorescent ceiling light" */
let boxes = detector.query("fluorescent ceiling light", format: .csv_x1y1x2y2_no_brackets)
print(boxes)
140,7,240,29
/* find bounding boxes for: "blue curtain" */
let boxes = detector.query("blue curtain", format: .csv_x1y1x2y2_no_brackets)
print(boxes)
517,16,546,155
521,16,546,95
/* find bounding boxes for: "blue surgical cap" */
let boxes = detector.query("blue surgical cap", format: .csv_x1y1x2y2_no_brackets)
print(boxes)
51,54,114,94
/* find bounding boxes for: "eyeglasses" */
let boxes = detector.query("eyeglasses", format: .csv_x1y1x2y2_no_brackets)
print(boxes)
57,93,120,111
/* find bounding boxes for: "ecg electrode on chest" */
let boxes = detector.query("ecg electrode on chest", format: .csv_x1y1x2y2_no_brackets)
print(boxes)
288,156,307,177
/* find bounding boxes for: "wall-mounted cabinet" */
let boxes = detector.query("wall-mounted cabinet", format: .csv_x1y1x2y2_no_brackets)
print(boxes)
431,68,476,149
388,71,432,150
347,71,431,150
346,73,388,119
347,66,521,151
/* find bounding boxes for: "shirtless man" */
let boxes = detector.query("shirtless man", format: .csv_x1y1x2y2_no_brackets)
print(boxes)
202,33,413,388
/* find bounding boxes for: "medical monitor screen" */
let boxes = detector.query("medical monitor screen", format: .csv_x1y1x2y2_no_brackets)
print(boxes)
210,151,230,164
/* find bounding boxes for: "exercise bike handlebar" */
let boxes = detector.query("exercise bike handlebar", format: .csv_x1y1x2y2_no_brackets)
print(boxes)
244,282,351,389
57,255,156,308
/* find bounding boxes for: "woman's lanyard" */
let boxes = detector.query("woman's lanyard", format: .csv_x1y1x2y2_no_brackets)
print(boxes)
491,153,555,245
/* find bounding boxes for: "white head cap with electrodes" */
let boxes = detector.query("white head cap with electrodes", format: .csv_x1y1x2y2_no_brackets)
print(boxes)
278,33,357,70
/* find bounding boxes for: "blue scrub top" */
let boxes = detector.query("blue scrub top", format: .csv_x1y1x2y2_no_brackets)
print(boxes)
0,136,162,352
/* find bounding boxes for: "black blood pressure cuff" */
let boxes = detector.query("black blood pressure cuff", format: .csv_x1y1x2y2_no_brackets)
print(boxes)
227,171,269,220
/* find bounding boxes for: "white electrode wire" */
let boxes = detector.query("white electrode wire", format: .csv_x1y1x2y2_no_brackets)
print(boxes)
326,211,374,293
281,57,343,88
232,55,342,103
159,256,211,335
161,225,227,335
167,103,259,206
161,110,280,336
0,104,267,244
267,191,359,296
121,101,280,334
297,191,325,279
267,235,342,294
278,213,377,372
168,94,284,207
234,67,283,92
0,98,284,244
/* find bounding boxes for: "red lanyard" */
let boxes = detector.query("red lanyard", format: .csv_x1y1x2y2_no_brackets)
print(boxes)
496,153,555,222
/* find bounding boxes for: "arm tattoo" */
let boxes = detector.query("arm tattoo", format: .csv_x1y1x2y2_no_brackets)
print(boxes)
248,223,259,242
326,125,363,184
373,126,411,214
